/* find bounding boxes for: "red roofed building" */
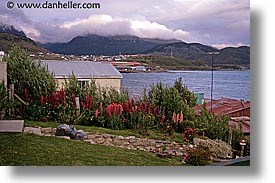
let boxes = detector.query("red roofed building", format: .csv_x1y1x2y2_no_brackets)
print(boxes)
194,98,250,117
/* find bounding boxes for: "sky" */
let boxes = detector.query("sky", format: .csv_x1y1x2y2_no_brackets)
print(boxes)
0,0,250,48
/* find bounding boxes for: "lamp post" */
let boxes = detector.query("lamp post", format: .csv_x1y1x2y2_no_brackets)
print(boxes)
0,51,4,62
207,52,219,112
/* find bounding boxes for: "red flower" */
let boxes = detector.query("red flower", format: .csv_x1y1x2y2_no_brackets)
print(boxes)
137,101,142,111
81,102,87,109
153,106,158,116
72,92,76,108
106,104,112,117
45,96,50,103
131,98,135,108
24,88,30,101
142,102,147,113
148,99,152,113
125,101,130,113
40,96,44,106
119,104,123,115
52,91,57,109
89,96,93,109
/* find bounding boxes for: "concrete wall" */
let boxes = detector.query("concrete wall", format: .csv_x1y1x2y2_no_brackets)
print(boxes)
0,62,7,86
55,78,121,92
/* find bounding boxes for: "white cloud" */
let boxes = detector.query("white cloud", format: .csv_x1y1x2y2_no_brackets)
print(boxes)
0,0,249,45
31,14,196,43
212,43,249,49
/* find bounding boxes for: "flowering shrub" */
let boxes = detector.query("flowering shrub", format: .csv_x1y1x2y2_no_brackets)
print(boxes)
182,127,196,142
105,103,124,130
186,147,213,166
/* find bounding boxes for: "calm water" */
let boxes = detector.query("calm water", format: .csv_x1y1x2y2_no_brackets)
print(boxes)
121,70,250,101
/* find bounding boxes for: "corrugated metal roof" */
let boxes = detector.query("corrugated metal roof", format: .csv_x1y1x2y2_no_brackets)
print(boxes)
37,60,122,79
194,98,250,116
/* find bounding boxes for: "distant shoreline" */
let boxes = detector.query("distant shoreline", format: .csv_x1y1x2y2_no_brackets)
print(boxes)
119,66,250,73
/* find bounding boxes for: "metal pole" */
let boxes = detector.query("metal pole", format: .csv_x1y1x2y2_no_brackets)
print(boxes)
211,53,214,112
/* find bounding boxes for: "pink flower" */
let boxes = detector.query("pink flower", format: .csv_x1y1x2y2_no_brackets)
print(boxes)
24,88,30,101
89,96,93,109
40,96,44,106
95,109,99,118
99,102,103,114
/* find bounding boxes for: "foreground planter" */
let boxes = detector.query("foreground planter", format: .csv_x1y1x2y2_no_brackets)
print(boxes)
0,120,24,132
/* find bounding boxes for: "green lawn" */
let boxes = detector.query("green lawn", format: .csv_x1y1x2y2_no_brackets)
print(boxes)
0,133,183,166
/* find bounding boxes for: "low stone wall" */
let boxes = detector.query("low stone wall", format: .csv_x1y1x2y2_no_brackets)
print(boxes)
23,126,189,156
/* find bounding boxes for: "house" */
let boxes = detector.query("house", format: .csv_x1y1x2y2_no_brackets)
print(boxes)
37,60,122,92
194,98,250,117
194,98,251,138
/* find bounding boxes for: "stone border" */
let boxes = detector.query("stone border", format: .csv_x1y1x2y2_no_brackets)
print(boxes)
23,126,190,156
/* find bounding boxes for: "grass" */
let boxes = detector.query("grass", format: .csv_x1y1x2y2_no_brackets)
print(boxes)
24,120,186,143
0,133,183,166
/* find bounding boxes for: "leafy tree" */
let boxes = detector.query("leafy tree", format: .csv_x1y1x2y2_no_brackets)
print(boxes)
173,77,197,107
7,46,56,102
195,104,230,141
147,80,196,121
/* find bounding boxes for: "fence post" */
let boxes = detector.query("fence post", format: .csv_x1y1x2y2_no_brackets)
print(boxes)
9,84,14,115
75,97,80,116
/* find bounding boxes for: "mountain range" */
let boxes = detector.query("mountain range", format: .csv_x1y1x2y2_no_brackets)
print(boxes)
0,24,48,54
39,34,178,56
0,23,250,66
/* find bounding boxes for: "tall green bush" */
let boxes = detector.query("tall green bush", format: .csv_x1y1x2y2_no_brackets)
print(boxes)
147,79,196,121
195,104,230,141
7,46,56,102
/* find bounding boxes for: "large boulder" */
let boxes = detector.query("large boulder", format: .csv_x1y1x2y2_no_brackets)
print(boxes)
55,124,78,139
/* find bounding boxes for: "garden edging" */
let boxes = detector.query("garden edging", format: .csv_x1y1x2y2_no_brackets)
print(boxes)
23,126,190,156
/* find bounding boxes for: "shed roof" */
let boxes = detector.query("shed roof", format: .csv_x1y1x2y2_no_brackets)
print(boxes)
37,60,122,79
194,98,250,116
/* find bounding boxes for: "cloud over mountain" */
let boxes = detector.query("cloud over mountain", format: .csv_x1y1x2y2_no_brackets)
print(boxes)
0,0,250,47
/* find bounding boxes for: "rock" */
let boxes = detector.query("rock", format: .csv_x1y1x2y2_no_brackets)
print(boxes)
104,138,113,145
129,138,136,143
55,124,77,139
75,130,86,141
56,136,70,140
41,127,53,134
44,134,52,137
95,138,105,144
24,127,42,136
118,136,124,140
89,139,96,144
112,140,122,146
87,135,95,139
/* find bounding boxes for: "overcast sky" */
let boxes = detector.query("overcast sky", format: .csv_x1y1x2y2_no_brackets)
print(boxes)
0,0,250,48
